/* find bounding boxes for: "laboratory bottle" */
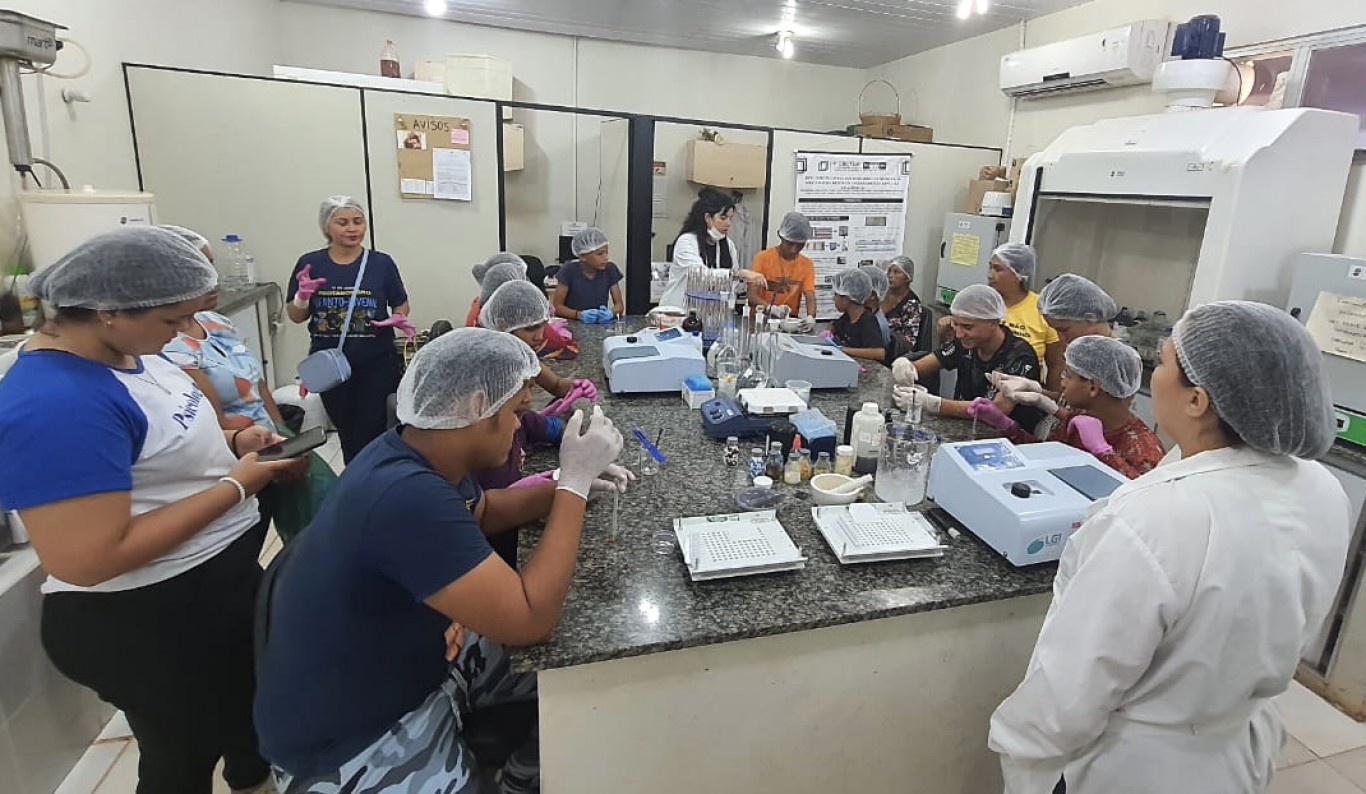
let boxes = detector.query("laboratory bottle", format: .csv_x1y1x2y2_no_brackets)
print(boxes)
764,442,786,480
814,452,834,477
798,448,813,481
784,451,803,486
747,448,766,483
219,235,256,289
723,436,742,467
380,40,401,78
851,402,884,475
834,445,856,477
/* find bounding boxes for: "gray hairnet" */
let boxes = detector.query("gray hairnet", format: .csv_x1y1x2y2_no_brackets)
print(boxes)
831,268,873,304
318,195,366,240
473,252,527,286
478,262,527,305
860,265,889,301
571,227,610,257
479,280,550,333
886,256,914,281
30,226,219,311
159,224,211,254
777,212,813,243
1065,335,1142,399
991,243,1037,288
1039,274,1117,323
1173,301,1335,458
950,284,1007,321
397,328,541,430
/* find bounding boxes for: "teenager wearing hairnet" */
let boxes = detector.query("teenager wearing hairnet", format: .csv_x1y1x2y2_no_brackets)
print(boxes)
967,336,1163,479
551,227,624,323
466,253,527,326
481,280,595,402
891,284,1042,423
990,301,1350,794
880,256,929,356
257,328,630,794
826,268,887,364
748,211,817,327
0,227,300,794
987,243,1064,390
287,196,413,463
1038,274,1117,344
859,264,894,349
468,257,579,361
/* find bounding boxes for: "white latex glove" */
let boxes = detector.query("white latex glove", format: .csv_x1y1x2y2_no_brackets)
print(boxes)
767,304,792,320
893,385,942,415
1013,391,1061,415
556,406,625,500
988,372,1042,399
589,464,637,500
796,315,816,333
891,357,919,386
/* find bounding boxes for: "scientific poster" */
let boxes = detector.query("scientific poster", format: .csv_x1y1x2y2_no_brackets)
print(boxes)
794,152,912,319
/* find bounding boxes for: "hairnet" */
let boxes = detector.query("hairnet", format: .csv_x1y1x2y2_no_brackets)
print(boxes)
396,328,541,430
318,195,365,240
571,227,609,257
860,265,889,300
1065,335,1142,399
1173,301,1335,458
473,252,527,285
1038,274,1117,323
991,243,1037,287
159,224,211,254
478,262,527,305
479,280,550,333
30,226,219,311
831,268,873,304
950,284,1006,321
777,212,813,243
886,256,914,281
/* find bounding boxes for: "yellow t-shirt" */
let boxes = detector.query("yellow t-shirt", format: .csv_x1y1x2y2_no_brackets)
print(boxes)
750,248,816,314
1003,291,1059,361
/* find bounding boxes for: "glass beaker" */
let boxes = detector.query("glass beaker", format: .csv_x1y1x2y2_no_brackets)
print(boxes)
875,433,933,505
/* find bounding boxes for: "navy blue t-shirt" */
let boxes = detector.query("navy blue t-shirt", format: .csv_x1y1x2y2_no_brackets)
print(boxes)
254,429,493,778
288,249,408,364
557,260,622,312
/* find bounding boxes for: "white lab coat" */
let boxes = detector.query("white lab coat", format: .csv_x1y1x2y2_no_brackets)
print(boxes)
659,232,740,310
989,446,1351,794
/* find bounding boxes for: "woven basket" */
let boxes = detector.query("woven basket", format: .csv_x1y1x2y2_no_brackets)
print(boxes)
858,79,902,126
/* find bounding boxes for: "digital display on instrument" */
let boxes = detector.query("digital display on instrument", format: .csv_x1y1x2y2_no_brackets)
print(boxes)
954,440,1026,472
656,328,683,342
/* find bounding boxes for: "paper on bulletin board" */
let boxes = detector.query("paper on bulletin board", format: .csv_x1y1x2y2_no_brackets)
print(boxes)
1306,291,1366,364
950,234,981,267
652,161,668,219
794,152,912,320
395,113,473,201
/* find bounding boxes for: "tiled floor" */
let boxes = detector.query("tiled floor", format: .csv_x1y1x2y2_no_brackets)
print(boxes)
53,433,1366,793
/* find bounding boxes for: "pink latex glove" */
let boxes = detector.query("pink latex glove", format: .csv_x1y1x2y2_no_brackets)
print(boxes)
967,397,1017,431
819,330,835,341
571,379,599,403
372,314,417,338
294,264,328,302
1069,415,1114,456
509,470,557,489
298,383,309,398
547,318,574,342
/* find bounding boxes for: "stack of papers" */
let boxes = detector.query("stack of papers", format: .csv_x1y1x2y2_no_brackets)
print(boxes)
674,511,807,581
812,503,948,565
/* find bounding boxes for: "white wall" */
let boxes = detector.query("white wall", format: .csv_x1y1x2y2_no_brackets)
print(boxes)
871,0,1366,259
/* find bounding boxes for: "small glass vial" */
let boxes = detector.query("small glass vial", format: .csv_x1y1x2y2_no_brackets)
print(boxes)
834,445,855,477
815,451,834,477
784,451,803,485
723,436,742,467
798,449,813,481
764,442,786,480
747,447,766,483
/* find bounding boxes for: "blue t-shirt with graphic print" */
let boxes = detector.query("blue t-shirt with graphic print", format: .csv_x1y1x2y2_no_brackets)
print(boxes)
288,249,408,364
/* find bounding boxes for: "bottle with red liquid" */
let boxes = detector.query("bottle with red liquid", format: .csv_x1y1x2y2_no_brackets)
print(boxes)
380,40,401,78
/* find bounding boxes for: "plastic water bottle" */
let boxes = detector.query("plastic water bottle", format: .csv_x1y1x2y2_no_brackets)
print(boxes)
219,235,257,289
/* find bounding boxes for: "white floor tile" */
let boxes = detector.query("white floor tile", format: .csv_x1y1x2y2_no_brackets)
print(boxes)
1278,681,1366,758
1328,747,1366,790
54,739,128,794
95,712,132,743
1282,736,1320,770
1270,760,1365,794
93,742,138,794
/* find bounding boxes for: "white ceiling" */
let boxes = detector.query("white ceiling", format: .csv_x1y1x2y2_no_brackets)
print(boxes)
294,0,1089,69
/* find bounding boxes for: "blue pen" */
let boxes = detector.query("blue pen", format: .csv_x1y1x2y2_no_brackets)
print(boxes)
633,429,667,464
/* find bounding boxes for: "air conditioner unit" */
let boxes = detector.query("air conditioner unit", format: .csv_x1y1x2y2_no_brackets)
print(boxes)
1000,21,1169,99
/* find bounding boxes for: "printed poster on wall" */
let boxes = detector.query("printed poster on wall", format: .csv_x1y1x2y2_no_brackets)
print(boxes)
794,152,912,319
394,114,473,201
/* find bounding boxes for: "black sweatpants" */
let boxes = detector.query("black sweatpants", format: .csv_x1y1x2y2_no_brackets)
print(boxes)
319,352,401,463
42,524,270,794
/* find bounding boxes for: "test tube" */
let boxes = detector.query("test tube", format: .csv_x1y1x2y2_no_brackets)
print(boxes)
609,488,621,545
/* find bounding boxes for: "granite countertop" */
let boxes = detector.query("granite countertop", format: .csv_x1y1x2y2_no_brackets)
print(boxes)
510,322,1057,673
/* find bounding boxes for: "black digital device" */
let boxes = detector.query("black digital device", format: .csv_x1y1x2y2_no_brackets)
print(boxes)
256,426,327,462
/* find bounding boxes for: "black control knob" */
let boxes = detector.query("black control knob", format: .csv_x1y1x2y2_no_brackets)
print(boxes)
1010,482,1032,499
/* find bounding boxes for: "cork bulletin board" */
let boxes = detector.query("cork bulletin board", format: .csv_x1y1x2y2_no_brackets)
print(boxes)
395,113,473,201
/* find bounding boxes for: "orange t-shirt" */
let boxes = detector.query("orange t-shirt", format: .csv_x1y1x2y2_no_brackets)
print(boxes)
750,248,816,314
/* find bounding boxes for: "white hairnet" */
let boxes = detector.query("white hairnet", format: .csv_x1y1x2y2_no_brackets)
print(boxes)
1039,274,1117,323
396,328,541,430
30,226,219,310
832,268,873,304
318,195,365,240
860,265,889,300
478,262,527,305
479,280,550,333
571,227,609,257
991,243,1037,287
1173,301,1336,458
777,212,813,243
950,284,1006,321
473,252,527,285
159,224,211,254
886,256,914,281
1065,335,1142,399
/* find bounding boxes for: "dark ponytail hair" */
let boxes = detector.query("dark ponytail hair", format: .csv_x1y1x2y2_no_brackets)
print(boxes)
679,188,736,239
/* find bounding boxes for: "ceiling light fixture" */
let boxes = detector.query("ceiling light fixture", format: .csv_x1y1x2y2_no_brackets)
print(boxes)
776,30,795,59
975,0,990,13
424,0,448,17
956,0,973,20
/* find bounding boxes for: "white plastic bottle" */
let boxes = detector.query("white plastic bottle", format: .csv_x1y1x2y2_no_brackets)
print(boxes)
851,402,884,475
219,234,257,289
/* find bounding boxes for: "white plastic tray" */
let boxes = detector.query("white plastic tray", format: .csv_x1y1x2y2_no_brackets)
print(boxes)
674,510,807,581
737,387,806,416
811,503,947,565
